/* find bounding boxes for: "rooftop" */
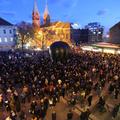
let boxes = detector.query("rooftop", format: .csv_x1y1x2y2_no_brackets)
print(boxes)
0,17,13,26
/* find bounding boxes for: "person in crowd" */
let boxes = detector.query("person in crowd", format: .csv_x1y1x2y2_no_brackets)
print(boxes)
87,94,93,106
114,87,119,99
67,109,73,120
108,83,115,95
5,115,12,120
98,96,106,112
112,103,120,119
0,94,3,110
44,97,49,111
52,111,56,120
18,110,26,120
80,107,90,120
10,110,17,120
31,116,38,120
29,101,37,115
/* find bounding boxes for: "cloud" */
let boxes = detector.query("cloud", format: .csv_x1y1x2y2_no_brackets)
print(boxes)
0,11,16,17
97,9,108,16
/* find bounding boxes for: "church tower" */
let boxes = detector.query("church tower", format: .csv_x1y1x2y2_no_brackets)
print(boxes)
43,0,50,25
32,0,40,30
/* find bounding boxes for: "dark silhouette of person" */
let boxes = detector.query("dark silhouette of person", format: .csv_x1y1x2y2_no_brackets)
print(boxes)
87,95,93,106
67,109,73,120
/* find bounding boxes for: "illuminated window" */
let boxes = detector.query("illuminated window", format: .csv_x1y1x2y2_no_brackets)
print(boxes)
10,38,13,42
0,38,2,42
4,38,8,42
98,32,101,34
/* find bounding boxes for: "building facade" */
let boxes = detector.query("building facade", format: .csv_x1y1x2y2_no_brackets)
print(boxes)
32,21,71,48
0,17,17,51
31,0,72,49
109,22,120,44
71,28,90,45
85,22,104,43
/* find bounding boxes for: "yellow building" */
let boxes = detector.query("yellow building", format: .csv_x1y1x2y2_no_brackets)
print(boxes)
31,0,72,49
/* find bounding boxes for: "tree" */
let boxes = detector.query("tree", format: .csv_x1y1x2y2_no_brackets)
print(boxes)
16,21,34,50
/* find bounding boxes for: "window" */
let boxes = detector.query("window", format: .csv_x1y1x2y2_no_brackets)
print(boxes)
3,30,6,34
10,38,13,42
4,38,7,42
9,30,12,34
0,38,2,42
13,29,16,33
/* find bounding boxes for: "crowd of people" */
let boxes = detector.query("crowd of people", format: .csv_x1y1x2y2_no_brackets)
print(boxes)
0,50,120,120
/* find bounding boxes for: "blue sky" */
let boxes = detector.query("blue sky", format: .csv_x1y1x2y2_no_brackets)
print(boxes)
0,0,120,31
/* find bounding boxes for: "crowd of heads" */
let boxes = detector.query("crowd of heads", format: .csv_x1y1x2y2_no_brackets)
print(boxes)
0,50,120,119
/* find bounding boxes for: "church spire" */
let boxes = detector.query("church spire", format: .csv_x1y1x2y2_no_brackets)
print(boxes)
33,0,39,13
32,0,40,30
43,0,50,25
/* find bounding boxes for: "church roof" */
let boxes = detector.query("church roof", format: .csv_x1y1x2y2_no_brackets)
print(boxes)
0,17,13,26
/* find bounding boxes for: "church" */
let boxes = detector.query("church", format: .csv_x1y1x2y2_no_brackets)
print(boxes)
31,0,72,49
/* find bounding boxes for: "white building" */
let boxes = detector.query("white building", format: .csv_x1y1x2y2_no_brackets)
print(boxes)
0,17,17,51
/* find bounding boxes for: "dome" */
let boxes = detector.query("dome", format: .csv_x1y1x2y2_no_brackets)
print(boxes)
49,41,71,61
